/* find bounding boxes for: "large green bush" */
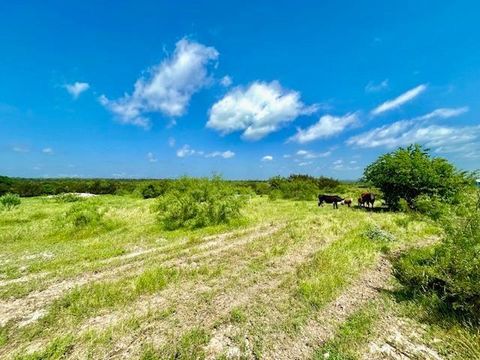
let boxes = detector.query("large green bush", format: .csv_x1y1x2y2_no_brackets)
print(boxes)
363,144,470,209
394,192,480,321
0,193,21,210
154,176,245,230
268,174,340,201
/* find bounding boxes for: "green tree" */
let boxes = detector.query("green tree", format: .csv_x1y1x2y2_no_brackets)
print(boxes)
363,144,470,209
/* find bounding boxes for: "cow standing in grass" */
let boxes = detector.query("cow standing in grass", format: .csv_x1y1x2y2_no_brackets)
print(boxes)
342,198,353,207
358,192,375,209
318,194,344,209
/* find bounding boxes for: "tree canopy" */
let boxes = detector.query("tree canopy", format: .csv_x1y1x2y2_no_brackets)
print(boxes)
363,144,471,209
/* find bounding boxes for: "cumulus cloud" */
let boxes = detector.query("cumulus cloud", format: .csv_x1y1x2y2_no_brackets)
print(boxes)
347,107,479,154
289,113,358,144
65,82,90,99
261,155,273,161
205,150,235,159
207,81,317,140
147,152,158,162
371,84,427,115
42,147,54,155
101,39,219,128
365,79,389,93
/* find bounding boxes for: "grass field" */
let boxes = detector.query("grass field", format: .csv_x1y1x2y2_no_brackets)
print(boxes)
0,194,478,359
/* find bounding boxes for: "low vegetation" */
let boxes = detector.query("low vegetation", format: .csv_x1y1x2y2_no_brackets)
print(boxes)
0,143,478,359
0,193,21,211
153,176,246,230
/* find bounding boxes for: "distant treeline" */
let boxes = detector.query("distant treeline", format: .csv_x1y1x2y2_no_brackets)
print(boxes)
0,174,354,198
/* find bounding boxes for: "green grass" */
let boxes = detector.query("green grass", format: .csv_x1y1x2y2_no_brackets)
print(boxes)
1,192,474,359
297,232,378,309
313,304,378,360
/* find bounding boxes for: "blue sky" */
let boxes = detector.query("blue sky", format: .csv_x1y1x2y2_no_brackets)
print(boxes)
1,1,479,180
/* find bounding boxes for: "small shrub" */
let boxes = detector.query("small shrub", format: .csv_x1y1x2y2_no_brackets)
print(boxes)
141,183,169,199
363,225,396,242
0,193,21,210
65,202,103,228
154,176,245,230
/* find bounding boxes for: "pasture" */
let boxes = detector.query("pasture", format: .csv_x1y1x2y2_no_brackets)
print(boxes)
1,191,478,359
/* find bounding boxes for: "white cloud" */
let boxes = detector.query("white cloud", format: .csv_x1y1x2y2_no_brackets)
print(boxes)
207,81,317,140
296,149,331,159
12,146,29,153
205,150,235,159
168,137,176,147
220,75,232,87
147,152,158,163
416,107,469,121
289,113,358,144
176,145,234,159
371,84,427,116
101,38,219,128
176,144,197,158
365,79,389,93
261,155,273,161
298,161,313,166
65,82,90,99
347,107,479,155
42,147,54,155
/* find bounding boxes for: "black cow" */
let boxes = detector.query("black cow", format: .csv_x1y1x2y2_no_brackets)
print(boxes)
318,194,344,209
359,192,375,209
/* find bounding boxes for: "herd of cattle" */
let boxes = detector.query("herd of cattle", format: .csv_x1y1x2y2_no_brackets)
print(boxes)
318,192,375,209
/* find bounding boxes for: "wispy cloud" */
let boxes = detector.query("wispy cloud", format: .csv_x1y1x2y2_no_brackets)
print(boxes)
176,144,197,158
296,149,331,159
371,84,427,116
332,159,360,171
220,75,232,87
65,82,90,99
147,152,158,162
12,146,29,153
365,79,389,93
415,107,469,121
42,147,54,155
289,113,358,144
207,81,317,140
261,155,273,161
205,150,235,159
100,39,219,128
347,107,478,156
176,145,234,159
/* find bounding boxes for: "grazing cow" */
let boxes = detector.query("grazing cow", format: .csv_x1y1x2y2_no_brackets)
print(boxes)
342,198,353,207
318,194,344,209
358,197,364,207
359,192,375,209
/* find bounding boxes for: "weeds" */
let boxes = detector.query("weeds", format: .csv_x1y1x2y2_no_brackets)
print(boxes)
363,225,396,242
0,193,21,210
